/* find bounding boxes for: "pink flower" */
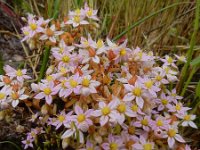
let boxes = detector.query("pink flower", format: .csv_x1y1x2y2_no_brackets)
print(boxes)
138,76,160,97
155,92,171,111
22,136,34,149
123,82,144,108
51,40,75,54
113,40,131,63
52,111,73,130
53,49,77,68
84,3,99,21
168,102,191,116
101,134,125,150
92,100,118,126
4,65,31,82
80,75,100,96
133,136,154,150
72,105,93,132
66,15,89,27
9,88,29,107
34,82,59,105
163,125,185,148
151,116,170,131
79,140,100,150
161,55,177,68
40,24,63,43
180,114,197,129
64,73,82,97
133,115,152,132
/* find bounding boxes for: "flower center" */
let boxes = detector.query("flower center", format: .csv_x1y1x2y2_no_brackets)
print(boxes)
184,115,191,121
156,119,163,126
46,28,54,37
97,39,103,48
175,104,181,111
75,9,81,15
87,9,93,17
120,48,126,56
74,16,80,23
168,129,176,137
88,48,96,57
101,106,111,115
77,114,86,123
58,115,65,122
141,118,148,126
16,70,23,76
133,87,142,96
29,23,37,30
0,93,5,100
155,75,162,81
117,103,126,113
128,126,135,135
62,55,70,63
161,99,168,105
145,80,153,89
46,75,53,82
110,142,118,150
131,104,138,112
82,78,90,87
44,88,51,95
3,76,12,84
143,143,152,150
167,57,173,63
69,79,78,88
11,92,19,100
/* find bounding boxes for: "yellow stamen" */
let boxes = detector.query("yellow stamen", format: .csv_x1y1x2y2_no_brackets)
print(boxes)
62,56,70,63
143,143,152,150
77,114,86,123
101,106,110,115
110,142,118,150
11,92,19,100
168,129,176,137
0,93,5,100
120,48,126,56
29,23,37,30
184,115,191,121
156,119,163,126
117,103,126,113
69,79,78,88
82,78,90,87
141,119,148,126
44,88,51,95
97,39,103,48
16,70,23,76
161,99,168,105
145,80,153,89
87,9,93,17
175,104,181,111
74,16,80,23
133,87,142,97
58,115,65,122
131,104,138,112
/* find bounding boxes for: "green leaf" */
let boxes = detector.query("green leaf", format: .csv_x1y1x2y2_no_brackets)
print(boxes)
190,56,200,67
195,80,200,98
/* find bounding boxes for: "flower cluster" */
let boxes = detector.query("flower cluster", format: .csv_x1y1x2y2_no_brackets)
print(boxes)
0,3,196,150
0,65,30,108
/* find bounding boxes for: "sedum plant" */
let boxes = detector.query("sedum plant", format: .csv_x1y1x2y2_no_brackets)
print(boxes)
0,3,197,150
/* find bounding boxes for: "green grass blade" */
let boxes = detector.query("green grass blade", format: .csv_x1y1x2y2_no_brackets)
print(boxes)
0,141,22,150
113,2,190,41
190,55,200,67
38,46,50,82
178,0,200,94
0,52,5,75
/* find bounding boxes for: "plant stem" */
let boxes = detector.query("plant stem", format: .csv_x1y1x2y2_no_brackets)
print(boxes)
113,2,190,41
